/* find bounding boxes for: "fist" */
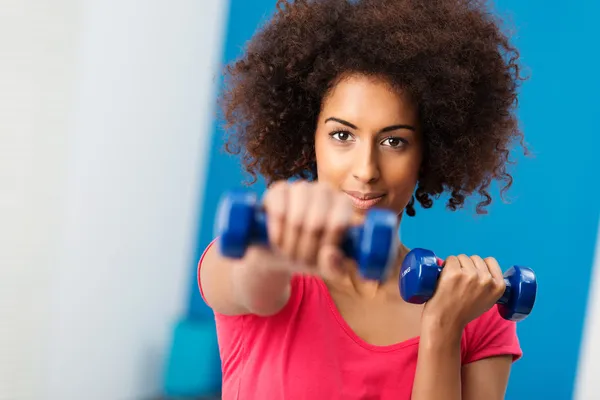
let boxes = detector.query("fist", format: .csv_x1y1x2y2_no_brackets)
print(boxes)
259,180,354,273
422,254,506,329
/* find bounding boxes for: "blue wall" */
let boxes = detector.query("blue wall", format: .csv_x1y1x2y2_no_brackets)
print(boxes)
189,1,600,398
403,1,600,398
186,1,271,320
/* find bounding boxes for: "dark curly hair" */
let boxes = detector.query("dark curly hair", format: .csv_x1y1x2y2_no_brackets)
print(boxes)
220,0,528,215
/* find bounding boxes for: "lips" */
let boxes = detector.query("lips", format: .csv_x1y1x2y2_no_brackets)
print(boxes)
343,190,387,210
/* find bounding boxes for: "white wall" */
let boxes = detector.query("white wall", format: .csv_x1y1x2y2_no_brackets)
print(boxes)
575,219,600,400
0,1,229,399
0,1,80,398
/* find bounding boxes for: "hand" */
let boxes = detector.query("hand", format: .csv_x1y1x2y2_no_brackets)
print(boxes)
246,179,354,275
421,255,506,332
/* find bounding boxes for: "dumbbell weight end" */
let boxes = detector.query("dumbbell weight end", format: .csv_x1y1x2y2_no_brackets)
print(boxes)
497,265,537,322
400,248,537,322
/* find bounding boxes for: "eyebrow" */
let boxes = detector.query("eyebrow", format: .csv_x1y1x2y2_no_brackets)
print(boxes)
324,117,416,133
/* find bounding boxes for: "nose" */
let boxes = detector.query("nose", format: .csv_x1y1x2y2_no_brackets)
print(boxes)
352,145,380,184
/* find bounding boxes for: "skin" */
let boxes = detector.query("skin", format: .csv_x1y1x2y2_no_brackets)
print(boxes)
201,73,513,400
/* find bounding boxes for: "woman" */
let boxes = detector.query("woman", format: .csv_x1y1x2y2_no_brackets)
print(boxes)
199,0,527,398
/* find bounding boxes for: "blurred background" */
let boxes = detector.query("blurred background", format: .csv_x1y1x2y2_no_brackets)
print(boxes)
1,0,599,399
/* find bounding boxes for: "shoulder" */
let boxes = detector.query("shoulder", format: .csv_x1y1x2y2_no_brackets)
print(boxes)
462,305,523,364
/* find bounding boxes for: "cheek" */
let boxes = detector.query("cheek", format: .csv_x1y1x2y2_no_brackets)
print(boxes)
314,131,359,181
390,179,416,206
315,147,349,185
383,156,421,203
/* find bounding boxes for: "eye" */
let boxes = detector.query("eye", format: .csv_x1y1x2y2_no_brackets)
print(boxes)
329,130,355,142
381,136,407,148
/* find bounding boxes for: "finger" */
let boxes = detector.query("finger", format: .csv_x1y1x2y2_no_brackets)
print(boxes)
321,191,353,248
484,257,506,298
296,185,331,266
484,257,504,282
443,255,462,272
438,256,461,290
263,180,288,251
470,255,492,278
282,181,310,260
457,254,477,275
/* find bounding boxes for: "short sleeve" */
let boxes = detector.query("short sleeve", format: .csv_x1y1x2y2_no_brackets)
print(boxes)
197,237,219,306
462,305,523,364
196,238,305,325
197,241,307,376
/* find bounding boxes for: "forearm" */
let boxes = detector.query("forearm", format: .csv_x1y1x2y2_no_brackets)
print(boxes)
232,258,292,316
411,319,463,400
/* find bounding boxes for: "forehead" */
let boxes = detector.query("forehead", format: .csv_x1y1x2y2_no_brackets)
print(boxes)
320,74,417,123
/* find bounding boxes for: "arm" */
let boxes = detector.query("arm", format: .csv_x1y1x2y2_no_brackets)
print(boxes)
411,318,513,400
411,255,520,400
411,318,462,400
200,181,353,317
462,355,512,400
199,239,292,316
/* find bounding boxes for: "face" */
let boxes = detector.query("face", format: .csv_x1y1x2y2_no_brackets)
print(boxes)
314,73,423,221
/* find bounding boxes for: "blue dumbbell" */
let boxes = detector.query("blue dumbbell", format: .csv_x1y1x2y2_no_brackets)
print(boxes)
400,248,537,321
215,190,399,280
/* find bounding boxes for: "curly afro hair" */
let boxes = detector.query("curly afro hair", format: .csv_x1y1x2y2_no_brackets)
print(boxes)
220,0,528,215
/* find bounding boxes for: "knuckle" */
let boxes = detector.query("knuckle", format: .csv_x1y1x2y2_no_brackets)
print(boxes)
285,208,304,227
304,216,325,234
465,270,478,281
445,273,460,286
484,257,499,269
460,254,474,266
291,179,310,191
443,266,460,280
470,255,483,263
267,205,285,221
271,179,288,189
446,255,459,263
264,184,286,208
495,279,507,293
326,222,346,238
479,275,493,287
444,256,460,271
267,180,287,197
286,213,304,230
488,262,502,274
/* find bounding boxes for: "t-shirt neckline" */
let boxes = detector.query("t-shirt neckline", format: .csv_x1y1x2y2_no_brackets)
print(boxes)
315,278,421,353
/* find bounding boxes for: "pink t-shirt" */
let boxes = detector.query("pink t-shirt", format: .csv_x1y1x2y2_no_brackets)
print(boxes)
198,241,522,400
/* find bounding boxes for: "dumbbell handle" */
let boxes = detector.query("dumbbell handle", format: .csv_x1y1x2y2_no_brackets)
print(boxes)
427,263,514,305
401,249,536,321
229,206,363,261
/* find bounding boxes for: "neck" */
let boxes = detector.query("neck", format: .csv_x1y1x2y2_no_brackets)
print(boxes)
347,242,410,298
